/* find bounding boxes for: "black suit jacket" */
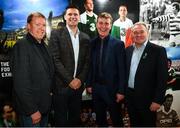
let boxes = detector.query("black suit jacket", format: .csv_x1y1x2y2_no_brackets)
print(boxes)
126,42,168,108
87,35,126,95
49,26,90,92
11,33,54,115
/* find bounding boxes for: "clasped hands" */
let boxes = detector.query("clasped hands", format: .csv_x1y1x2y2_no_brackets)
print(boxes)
69,78,81,90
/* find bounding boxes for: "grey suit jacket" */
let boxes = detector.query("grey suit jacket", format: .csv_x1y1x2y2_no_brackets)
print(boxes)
49,26,90,92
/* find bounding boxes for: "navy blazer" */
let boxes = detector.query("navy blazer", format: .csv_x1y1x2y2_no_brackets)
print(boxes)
12,33,54,115
126,42,168,108
87,35,126,94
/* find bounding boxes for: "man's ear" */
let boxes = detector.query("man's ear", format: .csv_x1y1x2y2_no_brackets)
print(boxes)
27,24,30,31
64,15,66,21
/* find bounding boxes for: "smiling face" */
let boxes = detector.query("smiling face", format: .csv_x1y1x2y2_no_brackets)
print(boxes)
131,23,149,47
64,8,80,28
96,17,112,39
27,15,46,42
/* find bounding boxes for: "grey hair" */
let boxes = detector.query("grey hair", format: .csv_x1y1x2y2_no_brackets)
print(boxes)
132,22,149,30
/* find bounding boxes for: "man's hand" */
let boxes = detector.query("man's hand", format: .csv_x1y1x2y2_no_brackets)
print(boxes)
116,93,124,103
31,111,41,124
150,102,161,112
69,78,81,90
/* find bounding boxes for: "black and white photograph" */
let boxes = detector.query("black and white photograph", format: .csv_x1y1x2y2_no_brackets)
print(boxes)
140,0,180,124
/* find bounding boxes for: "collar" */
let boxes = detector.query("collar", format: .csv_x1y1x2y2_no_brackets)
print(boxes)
119,17,127,22
161,106,173,115
97,34,110,42
27,32,44,45
66,25,80,37
133,39,148,50
85,11,94,17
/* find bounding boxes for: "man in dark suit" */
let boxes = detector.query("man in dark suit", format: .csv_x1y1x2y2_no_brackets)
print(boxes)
126,22,168,127
49,5,90,126
11,12,54,127
86,12,126,127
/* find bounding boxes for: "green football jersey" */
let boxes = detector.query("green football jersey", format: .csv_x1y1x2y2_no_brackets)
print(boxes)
78,15,97,38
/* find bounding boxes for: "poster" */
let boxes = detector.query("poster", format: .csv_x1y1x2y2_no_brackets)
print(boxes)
0,0,69,117
140,0,180,123
0,0,69,76
140,0,180,90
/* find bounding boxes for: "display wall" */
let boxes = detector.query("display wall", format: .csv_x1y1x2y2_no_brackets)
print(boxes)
139,0,180,119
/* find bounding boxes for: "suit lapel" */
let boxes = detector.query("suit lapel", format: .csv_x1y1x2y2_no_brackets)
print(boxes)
136,42,151,74
32,43,50,74
92,39,98,78
44,44,54,75
27,33,53,76
64,27,75,60
76,32,84,74
127,46,134,75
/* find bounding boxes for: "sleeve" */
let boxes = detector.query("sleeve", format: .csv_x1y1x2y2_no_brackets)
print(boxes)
152,14,170,22
115,41,126,94
12,42,38,115
173,110,180,126
76,35,91,84
154,47,168,104
85,41,93,87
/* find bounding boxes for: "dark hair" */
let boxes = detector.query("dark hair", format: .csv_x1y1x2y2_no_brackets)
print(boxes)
172,2,180,12
119,4,128,9
84,0,93,4
65,5,80,15
27,12,46,24
164,94,173,103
